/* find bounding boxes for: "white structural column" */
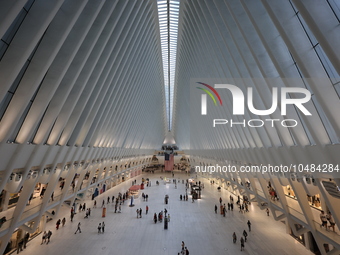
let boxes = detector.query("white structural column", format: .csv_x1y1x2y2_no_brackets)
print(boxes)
0,0,166,253
174,1,340,254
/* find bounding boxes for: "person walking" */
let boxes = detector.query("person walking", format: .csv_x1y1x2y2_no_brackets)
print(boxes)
247,220,251,232
41,231,47,244
243,230,248,242
70,211,74,222
214,205,217,214
266,208,270,216
102,200,105,208
102,222,105,233
139,208,142,218
146,205,149,215
240,237,245,251
62,217,66,227
98,223,101,233
93,200,97,208
56,219,61,230
154,213,157,223
136,209,140,218
46,230,52,244
75,222,81,234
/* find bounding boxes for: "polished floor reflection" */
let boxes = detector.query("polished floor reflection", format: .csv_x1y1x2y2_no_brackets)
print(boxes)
17,172,313,255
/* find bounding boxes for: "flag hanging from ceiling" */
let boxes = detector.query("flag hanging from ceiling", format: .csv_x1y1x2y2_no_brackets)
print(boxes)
164,153,174,171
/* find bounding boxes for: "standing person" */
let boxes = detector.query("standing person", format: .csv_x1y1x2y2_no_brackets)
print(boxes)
102,222,105,233
327,212,336,232
154,213,157,223
139,208,142,218
107,197,110,204
23,232,29,249
320,210,328,230
79,204,82,212
98,223,101,234
40,187,46,198
219,197,222,204
75,222,81,234
181,241,185,251
118,203,121,213
214,205,217,214
146,205,149,215
46,230,52,244
136,209,140,218
83,203,86,211
266,208,270,216
93,200,97,208
240,237,245,251
41,231,47,244
243,230,248,242
232,232,237,243
62,217,66,227
247,220,251,232
28,193,33,205
185,247,189,255
70,211,74,222
17,238,24,253
102,200,105,208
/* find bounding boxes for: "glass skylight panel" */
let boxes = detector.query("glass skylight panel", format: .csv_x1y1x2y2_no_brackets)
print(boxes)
157,0,180,131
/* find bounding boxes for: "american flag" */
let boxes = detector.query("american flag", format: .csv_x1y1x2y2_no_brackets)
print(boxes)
164,153,174,171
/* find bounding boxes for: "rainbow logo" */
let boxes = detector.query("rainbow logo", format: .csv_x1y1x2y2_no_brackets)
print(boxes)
196,82,223,106
196,82,222,115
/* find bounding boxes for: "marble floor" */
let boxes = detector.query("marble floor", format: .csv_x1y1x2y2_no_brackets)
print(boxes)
16,172,313,255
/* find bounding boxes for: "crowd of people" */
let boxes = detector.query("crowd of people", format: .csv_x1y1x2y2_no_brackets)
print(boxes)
17,172,260,254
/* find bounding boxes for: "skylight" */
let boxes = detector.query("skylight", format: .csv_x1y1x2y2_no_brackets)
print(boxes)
157,0,179,131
